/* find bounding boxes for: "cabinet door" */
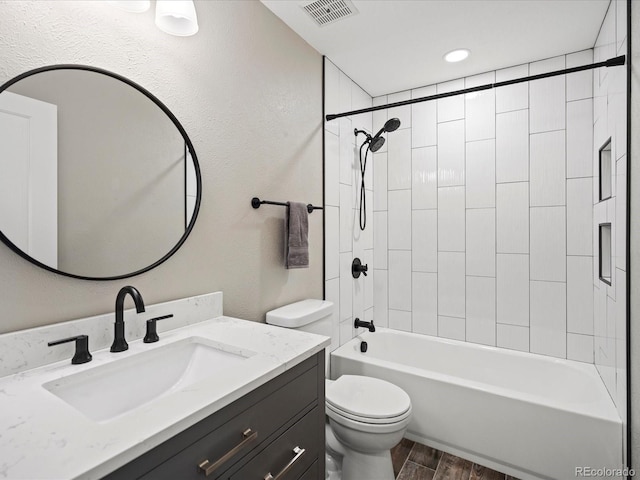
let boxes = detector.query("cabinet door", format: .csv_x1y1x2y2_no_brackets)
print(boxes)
230,406,320,480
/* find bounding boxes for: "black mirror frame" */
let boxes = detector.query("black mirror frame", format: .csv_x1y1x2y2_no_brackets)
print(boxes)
0,64,202,281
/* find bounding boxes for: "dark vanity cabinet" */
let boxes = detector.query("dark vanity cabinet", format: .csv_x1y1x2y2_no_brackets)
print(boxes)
104,351,325,480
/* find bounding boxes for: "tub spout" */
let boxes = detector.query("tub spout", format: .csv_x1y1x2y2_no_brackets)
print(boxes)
354,318,375,332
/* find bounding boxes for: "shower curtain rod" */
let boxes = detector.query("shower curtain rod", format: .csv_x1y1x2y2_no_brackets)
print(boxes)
325,55,626,121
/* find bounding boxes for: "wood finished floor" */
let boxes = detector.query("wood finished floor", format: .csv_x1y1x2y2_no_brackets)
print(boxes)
392,439,520,480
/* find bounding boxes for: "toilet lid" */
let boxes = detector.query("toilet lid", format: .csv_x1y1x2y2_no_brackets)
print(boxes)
326,375,411,420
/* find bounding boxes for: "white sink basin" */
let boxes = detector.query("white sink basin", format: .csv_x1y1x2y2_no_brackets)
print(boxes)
43,337,254,423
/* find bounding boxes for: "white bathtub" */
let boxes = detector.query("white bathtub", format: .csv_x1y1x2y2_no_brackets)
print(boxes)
330,328,623,480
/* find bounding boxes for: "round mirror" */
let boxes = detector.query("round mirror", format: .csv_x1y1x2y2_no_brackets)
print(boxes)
0,65,201,280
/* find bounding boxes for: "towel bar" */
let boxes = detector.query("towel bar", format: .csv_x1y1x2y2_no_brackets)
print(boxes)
251,197,322,214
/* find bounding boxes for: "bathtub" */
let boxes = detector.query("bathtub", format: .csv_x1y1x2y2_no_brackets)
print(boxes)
330,328,623,480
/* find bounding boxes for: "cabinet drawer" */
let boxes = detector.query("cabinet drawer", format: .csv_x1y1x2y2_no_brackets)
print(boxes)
140,365,318,480
230,406,320,480
298,460,318,480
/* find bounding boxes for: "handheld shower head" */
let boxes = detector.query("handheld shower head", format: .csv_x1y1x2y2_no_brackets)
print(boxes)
383,117,401,132
369,136,385,153
370,117,401,149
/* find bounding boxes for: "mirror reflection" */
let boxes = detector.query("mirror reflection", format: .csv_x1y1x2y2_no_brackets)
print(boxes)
0,67,199,279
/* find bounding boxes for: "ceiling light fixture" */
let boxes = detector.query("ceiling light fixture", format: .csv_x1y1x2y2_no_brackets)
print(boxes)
155,0,199,37
107,0,151,13
444,49,470,63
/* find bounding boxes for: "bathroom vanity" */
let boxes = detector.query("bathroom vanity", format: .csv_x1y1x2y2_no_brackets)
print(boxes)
0,292,329,480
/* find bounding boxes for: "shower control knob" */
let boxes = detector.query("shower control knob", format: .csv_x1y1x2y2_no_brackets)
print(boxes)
352,258,368,278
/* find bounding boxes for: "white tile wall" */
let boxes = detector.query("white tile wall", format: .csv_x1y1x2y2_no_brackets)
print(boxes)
567,178,593,256
437,252,465,318
567,255,594,335
411,85,437,147
373,152,388,211
388,128,412,190
412,272,437,335
437,120,465,186
388,190,411,250
437,79,465,122
566,50,593,102
373,211,388,269
497,324,529,352
373,269,389,328
496,64,529,113
438,186,465,252
466,209,495,277
325,206,340,280
438,315,466,341
529,56,566,133
466,276,496,346
388,90,411,129
496,182,529,254
466,139,495,208
412,146,437,209
497,254,529,326
412,209,437,273
465,72,495,142
389,250,412,311
530,206,566,282
496,109,529,183
389,309,412,332
325,132,340,206
530,281,567,358
567,333,594,363
530,130,566,206
567,99,594,178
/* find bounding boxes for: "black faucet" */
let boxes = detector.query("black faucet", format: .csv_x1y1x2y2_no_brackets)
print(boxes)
111,286,145,353
354,318,375,332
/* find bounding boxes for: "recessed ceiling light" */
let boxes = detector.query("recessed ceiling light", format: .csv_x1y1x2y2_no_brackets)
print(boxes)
444,49,470,63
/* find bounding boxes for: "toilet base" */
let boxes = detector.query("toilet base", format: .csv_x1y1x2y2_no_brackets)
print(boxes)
325,424,395,480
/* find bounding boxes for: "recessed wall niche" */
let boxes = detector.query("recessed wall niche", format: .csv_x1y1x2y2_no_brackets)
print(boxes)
599,138,612,201
599,223,612,285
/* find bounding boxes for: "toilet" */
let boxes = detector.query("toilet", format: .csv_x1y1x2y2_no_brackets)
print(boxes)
266,299,412,480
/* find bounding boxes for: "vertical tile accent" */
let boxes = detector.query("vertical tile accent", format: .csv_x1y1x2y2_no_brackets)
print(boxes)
412,146,437,209
412,210,437,273
388,190,412,250
411,85,437,148
530,130,566,206
437,252,465,318
389,251,412,311
388,128,412,190
496,109,529,183
530,206,567,282
466,139,496,208
530,281,567,358
567,256,594,335
437,186,465,252
529,56,566,133
466,276,496,346
437,120,465,186
497,254,529,326
496,182,529,254
567,178,593,256
466,208,495,277
412,272,437,335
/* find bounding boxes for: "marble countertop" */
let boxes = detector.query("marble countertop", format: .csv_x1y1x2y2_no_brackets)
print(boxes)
0,316,330,479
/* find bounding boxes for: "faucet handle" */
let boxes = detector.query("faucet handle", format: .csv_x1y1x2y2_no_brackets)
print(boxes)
48,335,92,365
144,314,174,343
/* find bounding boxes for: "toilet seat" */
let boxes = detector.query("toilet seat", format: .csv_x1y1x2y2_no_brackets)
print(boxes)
326,375,411,423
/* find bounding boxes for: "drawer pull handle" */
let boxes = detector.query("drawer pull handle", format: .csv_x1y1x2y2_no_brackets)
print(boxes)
198,428,258,476
263,446,306,480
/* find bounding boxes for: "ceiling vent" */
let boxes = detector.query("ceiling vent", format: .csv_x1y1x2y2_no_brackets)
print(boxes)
301,0,358,27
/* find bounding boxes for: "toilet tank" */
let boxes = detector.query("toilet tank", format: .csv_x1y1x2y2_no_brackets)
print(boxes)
266,299,333,338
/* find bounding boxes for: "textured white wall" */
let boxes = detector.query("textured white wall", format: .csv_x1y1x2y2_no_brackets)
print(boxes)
0,0,323,333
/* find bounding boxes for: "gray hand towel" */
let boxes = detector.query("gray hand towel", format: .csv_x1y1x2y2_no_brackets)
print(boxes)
286,202,309,269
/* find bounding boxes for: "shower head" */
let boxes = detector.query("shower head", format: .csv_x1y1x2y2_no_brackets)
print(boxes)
369,136,385,153
368,117,401,152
